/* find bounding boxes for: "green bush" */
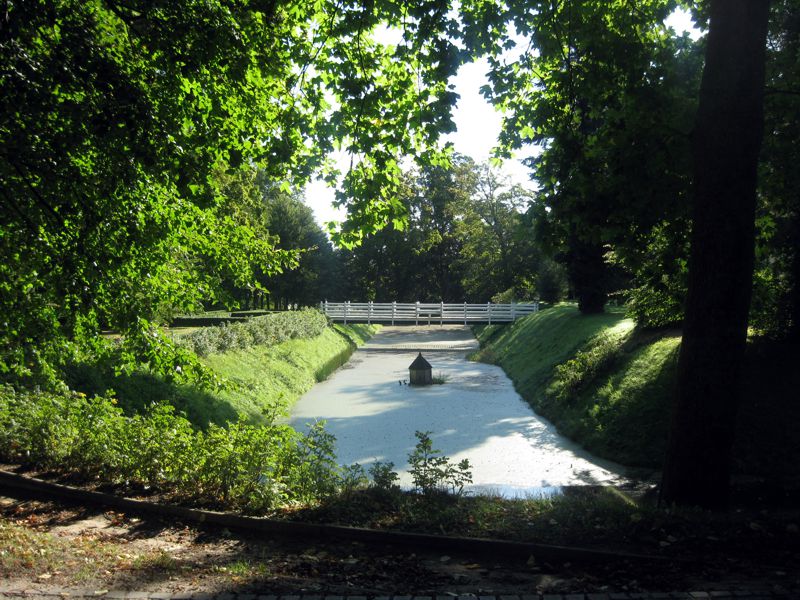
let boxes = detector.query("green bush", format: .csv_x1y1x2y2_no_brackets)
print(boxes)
0,386,351,512
178,309,328,357
368,461,400,491
625,283,685,329
408,431,472,495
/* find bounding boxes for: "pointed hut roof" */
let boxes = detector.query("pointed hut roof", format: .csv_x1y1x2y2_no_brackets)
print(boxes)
409,352,432,370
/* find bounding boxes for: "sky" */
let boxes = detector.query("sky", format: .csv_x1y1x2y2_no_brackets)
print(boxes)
304,9,699,228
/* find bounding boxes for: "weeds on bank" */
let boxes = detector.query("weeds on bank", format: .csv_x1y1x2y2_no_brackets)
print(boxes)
545,320,634,405
431,371,449,384
407,431,472,495
0,384,470,518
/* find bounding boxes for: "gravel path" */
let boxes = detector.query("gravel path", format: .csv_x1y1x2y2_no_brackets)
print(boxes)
290,326,627,496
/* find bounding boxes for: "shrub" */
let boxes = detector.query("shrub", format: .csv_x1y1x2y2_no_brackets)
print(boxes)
408,431,472,496
368,461,400,491
625,283,685,329
0,386,351,512
179,309,328,356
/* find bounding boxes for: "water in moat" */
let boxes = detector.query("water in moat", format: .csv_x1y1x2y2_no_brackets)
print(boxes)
290,325,629,497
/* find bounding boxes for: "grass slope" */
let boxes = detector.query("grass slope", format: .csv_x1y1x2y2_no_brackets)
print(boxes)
472,304,632,406
68,323,378,429
566,334,679,467
203,323,378,425
473,305,676,469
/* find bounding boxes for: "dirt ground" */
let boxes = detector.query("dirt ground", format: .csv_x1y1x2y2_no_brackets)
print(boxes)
1,493,798,597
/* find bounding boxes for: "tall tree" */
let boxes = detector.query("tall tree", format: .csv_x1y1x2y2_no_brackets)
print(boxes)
753,0,800,339
456,164,536,301
461,0,698,315
263,187,338,310
660,0,771,508
411,156,475,301
0,0,462,386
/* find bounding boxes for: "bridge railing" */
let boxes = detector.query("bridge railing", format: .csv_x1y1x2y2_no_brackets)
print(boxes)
319,301,539,324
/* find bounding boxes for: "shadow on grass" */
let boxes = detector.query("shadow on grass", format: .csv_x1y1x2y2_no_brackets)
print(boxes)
63,361,239,429
314,347,353,382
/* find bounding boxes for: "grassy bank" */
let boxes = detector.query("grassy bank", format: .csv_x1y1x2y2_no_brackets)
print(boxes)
203,323,378,424
472,305,633,404
472,304,800,481
66,321,378,429
472,305,675,469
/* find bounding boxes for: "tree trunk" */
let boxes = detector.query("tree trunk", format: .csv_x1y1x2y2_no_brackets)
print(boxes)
660,0,771,509
788,212,800,341
567,233,607,314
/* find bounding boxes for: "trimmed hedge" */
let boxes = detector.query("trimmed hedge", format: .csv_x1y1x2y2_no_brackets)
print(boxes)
178,309,328,356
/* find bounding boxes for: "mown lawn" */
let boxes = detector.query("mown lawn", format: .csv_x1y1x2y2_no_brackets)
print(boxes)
472,304,632,404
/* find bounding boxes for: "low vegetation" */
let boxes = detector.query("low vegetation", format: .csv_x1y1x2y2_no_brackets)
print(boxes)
0,312,384,514
0,387,347,511
286,478,800,557
0,384,471,514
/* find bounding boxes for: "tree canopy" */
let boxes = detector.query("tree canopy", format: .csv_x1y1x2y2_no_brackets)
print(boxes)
0,0,463,385
336,157,562,304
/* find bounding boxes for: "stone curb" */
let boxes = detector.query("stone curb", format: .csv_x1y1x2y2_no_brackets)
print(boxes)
0,592,792,600
0,470,669,565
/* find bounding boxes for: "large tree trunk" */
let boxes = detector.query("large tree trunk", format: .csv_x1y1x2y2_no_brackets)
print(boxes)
660,0,771,509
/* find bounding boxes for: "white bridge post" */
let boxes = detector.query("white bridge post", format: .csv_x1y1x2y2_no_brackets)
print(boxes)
488,302,492,325
511,301,516,321
392,301,396,325
344,300,349,324
368,300,372,325
441,301,444,327
415,301,419,326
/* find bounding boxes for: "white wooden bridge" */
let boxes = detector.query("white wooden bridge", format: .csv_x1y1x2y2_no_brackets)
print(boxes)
319,301,539,325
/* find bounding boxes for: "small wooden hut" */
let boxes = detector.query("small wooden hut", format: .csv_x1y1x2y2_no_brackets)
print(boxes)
409,352,433,386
